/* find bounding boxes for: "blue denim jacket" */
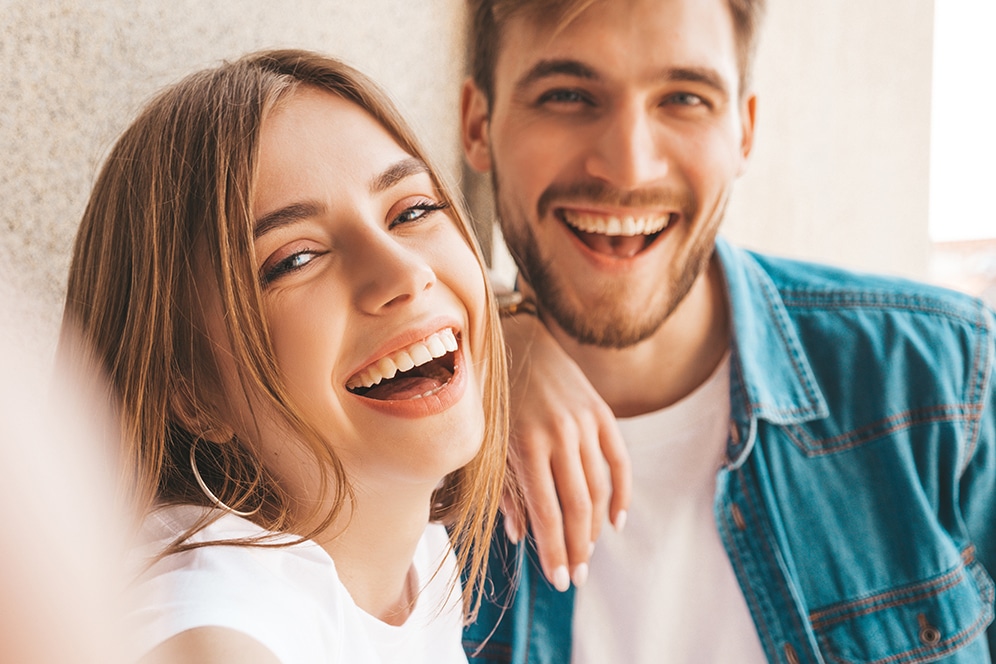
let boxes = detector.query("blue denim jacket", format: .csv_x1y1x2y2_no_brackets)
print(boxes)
465,238,996,663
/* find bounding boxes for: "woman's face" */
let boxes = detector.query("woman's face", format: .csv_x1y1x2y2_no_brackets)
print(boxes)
214,87,488,503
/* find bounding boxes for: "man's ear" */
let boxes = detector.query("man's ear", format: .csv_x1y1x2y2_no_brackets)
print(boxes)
736,92,757,176
461,77,492,173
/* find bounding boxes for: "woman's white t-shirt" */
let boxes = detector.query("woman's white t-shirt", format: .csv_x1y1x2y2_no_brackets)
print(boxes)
128,505,468,663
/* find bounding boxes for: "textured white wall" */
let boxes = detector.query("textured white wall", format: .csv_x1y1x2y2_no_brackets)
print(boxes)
0,0,937,360
724,0,935,279
0,0,466,359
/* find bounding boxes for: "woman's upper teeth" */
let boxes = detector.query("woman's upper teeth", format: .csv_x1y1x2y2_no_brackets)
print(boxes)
347,328,458,390
563,211,670,236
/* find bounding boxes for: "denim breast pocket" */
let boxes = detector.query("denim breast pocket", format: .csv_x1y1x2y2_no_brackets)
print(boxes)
810,555,994,663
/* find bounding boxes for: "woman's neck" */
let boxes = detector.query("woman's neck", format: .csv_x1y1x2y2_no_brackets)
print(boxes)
315,483,434,625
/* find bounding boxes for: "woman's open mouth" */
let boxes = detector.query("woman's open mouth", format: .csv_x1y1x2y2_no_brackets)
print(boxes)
558,209,675,258
346,328,458,401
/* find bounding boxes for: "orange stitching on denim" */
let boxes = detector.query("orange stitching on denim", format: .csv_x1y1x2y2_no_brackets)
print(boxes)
960,306,992,473
810,565,964,629
820,601,989,664
751,259,824,410
784,404,978,456
740,463,814,650
722,507,778,658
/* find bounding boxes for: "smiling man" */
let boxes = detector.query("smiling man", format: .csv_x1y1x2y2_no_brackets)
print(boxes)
460,0,996,662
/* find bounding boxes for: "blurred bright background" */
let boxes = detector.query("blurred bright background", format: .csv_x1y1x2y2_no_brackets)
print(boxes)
928,0,996,304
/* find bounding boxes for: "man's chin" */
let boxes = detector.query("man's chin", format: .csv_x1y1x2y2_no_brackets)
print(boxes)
541,297,668,350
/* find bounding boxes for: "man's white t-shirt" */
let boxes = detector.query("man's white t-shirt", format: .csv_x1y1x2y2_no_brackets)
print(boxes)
573,354,768,663
129,505,468,663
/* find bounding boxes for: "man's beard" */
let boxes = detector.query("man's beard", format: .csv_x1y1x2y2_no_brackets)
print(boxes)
494,176,726,350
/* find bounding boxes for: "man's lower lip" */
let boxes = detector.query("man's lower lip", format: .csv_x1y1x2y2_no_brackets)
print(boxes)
555,210,675,254
563,223,669,259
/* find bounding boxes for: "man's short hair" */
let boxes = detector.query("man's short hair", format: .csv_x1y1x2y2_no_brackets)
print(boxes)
467,0,766,105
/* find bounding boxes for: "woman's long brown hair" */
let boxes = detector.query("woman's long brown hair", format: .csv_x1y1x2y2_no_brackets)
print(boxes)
59,49,508,619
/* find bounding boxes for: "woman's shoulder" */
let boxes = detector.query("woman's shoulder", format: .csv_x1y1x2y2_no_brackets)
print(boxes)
139,504,288,546
129,506,344,664
129,513,469,663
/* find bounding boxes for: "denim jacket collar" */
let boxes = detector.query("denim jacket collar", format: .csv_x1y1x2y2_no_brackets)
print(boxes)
715,238,830,467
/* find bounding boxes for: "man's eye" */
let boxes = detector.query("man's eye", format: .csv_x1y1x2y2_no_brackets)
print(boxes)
667,92,706,107
538,89,591,106
390,201,449,229
260,249,322,286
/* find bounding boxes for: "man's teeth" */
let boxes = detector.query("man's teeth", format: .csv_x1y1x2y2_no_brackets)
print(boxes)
347,328,458,390
563,212,671,236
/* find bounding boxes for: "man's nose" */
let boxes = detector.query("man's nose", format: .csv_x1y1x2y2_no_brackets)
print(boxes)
584,101,669,190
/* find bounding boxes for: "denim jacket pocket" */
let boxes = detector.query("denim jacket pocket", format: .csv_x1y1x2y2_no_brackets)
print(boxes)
810,555,994,663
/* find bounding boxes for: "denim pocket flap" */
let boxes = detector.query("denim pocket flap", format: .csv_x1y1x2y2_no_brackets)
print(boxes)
811,559,994,663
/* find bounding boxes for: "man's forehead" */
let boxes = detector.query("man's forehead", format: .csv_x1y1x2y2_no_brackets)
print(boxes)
497,0,611,46
493,0,740,90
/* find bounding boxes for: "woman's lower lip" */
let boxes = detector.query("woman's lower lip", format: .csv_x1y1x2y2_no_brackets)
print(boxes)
350,349,468,419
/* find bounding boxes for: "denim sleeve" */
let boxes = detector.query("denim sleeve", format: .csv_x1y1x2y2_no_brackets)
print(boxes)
959,303,996,658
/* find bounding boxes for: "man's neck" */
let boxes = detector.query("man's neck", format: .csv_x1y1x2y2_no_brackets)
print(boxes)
549,259,731,418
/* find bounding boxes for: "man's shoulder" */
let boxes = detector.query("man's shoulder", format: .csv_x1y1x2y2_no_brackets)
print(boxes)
723,243,995,462
726,242,994,333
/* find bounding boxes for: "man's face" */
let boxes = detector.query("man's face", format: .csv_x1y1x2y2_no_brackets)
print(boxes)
462,0,755,348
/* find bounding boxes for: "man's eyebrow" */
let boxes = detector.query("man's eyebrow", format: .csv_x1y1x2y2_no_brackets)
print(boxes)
370,157,430,194
664,66,731,97
254,201,324,239
515,58,731,98
516,59,599,92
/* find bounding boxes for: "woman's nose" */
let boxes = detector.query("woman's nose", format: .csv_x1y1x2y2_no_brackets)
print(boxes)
352,230,436,314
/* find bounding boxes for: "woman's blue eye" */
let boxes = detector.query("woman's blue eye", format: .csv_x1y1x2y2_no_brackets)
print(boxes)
260,250,321,286
390,201,449,229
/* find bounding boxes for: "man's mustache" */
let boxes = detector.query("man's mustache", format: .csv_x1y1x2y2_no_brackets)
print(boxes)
537,180,695,220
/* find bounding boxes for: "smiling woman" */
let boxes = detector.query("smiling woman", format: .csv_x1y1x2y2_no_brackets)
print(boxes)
58,49,508,664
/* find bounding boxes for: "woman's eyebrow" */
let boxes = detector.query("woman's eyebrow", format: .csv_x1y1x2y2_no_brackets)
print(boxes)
254,201,323,239
253,158,429,239
370,157,429,193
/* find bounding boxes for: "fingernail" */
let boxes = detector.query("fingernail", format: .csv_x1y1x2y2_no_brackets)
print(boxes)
571,563,589,588
589,541,596,557
551,565,571,592
613,510,628,532
504,516,520,544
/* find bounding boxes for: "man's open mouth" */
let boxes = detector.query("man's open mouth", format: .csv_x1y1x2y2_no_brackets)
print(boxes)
346,328,458,401
558,209,674,258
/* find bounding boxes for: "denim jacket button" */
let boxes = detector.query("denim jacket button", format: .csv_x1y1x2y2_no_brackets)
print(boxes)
917,613,941,646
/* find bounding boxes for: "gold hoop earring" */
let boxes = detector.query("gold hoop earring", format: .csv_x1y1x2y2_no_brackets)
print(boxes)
189,436,260,518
